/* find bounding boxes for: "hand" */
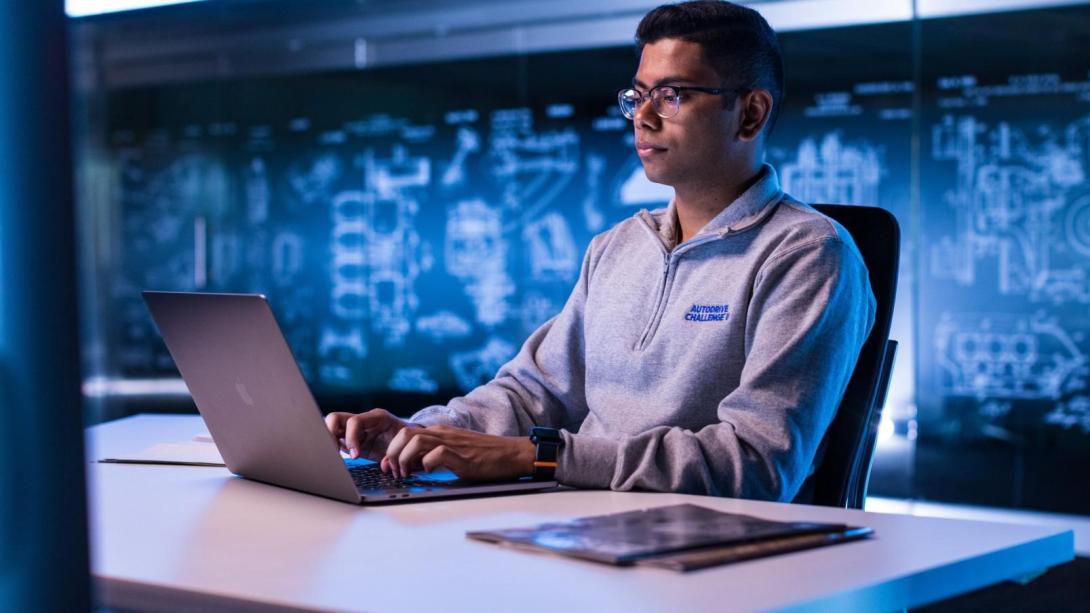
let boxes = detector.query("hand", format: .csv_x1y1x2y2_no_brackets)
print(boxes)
324,408,422,460
382,425,536,482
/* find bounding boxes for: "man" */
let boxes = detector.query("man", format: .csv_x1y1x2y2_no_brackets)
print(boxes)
326,0,875,502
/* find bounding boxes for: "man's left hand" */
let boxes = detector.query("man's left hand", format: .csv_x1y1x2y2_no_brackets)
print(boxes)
382,425,536,481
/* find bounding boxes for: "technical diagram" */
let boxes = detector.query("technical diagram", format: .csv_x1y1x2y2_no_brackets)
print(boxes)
389,368,440,394
450,338,517,392
320,145,432,386
245,157,270,224
930,114,1090,303
441,126,481,188
933,311,1088,401
519,291,563,335
1044,395,1090,434
582,153,606,231
779,132,882,205
1065,193,1090,257
287,153,342,209
523,213,579,282
444,198,515,326
270,231,304,286
416,311,473,342
489,108,580,228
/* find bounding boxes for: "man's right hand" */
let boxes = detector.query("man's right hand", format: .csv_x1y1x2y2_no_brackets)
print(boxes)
324,409,422,460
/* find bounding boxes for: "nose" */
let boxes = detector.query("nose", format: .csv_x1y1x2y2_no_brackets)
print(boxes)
632,95,660,130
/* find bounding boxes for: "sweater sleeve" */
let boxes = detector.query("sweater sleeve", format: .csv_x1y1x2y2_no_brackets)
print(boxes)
553,234,876,502
407,238,599,436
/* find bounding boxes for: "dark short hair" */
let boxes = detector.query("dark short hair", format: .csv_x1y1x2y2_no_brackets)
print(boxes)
635,0,784,135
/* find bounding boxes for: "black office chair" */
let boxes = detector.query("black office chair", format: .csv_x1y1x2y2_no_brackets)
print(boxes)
798,204,900,509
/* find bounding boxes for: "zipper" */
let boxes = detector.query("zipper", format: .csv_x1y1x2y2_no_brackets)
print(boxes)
636,256,671,350
634,231,723,351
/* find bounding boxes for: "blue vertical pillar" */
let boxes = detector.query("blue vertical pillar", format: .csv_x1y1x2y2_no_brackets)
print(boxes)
0,1,91,611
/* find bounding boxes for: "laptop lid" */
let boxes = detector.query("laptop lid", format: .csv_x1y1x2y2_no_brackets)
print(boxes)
144,291,362,503
143,291,558,505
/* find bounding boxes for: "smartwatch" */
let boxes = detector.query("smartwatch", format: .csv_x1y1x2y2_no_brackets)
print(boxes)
529,426,564,481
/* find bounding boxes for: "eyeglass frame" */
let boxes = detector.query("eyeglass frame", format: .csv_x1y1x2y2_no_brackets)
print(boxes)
616,85,747,119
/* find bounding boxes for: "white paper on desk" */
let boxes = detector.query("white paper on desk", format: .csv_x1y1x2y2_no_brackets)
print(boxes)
100,440,226,467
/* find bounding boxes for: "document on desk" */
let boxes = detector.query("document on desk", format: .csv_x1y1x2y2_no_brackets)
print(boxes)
467,503,872,572
98,439,226,467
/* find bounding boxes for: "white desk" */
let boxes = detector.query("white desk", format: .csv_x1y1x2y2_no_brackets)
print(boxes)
87,415,1074,612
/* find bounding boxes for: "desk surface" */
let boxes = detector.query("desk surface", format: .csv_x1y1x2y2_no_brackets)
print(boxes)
87,414,1074,612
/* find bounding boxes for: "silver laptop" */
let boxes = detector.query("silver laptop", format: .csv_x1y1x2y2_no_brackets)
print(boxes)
143,291,557,504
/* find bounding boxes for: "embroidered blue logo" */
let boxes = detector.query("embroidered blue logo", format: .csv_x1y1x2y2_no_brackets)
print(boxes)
685,303,729,322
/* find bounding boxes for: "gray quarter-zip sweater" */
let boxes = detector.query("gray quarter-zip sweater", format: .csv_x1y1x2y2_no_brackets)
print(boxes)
411,165,876,502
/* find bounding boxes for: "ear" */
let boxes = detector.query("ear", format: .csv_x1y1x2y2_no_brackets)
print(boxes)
735,89,773,142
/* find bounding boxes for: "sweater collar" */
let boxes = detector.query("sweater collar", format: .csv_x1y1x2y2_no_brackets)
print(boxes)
639,163,785,250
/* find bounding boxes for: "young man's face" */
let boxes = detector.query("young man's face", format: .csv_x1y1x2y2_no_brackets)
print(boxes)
632,38,745,189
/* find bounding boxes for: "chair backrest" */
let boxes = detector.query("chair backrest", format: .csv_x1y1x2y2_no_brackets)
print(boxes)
801,204,900,509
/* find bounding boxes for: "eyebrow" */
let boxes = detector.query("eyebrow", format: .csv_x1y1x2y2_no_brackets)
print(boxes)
631,75,697,89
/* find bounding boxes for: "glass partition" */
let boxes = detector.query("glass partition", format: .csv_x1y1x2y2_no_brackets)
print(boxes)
71,0,1090,515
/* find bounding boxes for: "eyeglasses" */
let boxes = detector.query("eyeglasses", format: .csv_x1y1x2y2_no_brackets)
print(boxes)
616,85,742,119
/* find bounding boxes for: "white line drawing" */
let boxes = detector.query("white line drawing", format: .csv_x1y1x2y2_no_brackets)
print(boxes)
246,157,269,224
450,337,517,392
489,108,579,228
930,114,1090,303
326,146,431,359
370,144,430,194
444,198,514,326
519,291,561,336
388,368,440,394
779,132,882,205
318,324,367,385
583,153,606,231
329,189,368,322
523,212,578,282
416,311,473,342
441,126,481,188
1065,193,1090,257
1044,395,1090,434
934,311,1088,401
271,231,304,286
287,153,342,209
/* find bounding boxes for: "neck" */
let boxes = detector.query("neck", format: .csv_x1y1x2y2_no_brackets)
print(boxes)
673,163,763,243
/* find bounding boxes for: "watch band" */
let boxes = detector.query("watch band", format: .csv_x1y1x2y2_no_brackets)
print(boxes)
530,426,563,480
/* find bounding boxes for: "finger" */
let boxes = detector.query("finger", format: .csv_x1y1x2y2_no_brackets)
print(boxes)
421,445,458,474
324,412,349,440
342,410,394,458
325,413,354,453
383,427,415,475
344,413,383,459
397,433,438,478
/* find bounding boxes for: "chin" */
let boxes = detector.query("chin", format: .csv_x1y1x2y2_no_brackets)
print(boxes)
640,163,674,186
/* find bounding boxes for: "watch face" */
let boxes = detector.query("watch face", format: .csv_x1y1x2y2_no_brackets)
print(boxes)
531,426,562,443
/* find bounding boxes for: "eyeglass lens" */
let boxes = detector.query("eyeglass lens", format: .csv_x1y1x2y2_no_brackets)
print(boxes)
618,87,680,120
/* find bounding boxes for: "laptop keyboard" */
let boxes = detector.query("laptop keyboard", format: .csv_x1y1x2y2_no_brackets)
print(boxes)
348,463,431,491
